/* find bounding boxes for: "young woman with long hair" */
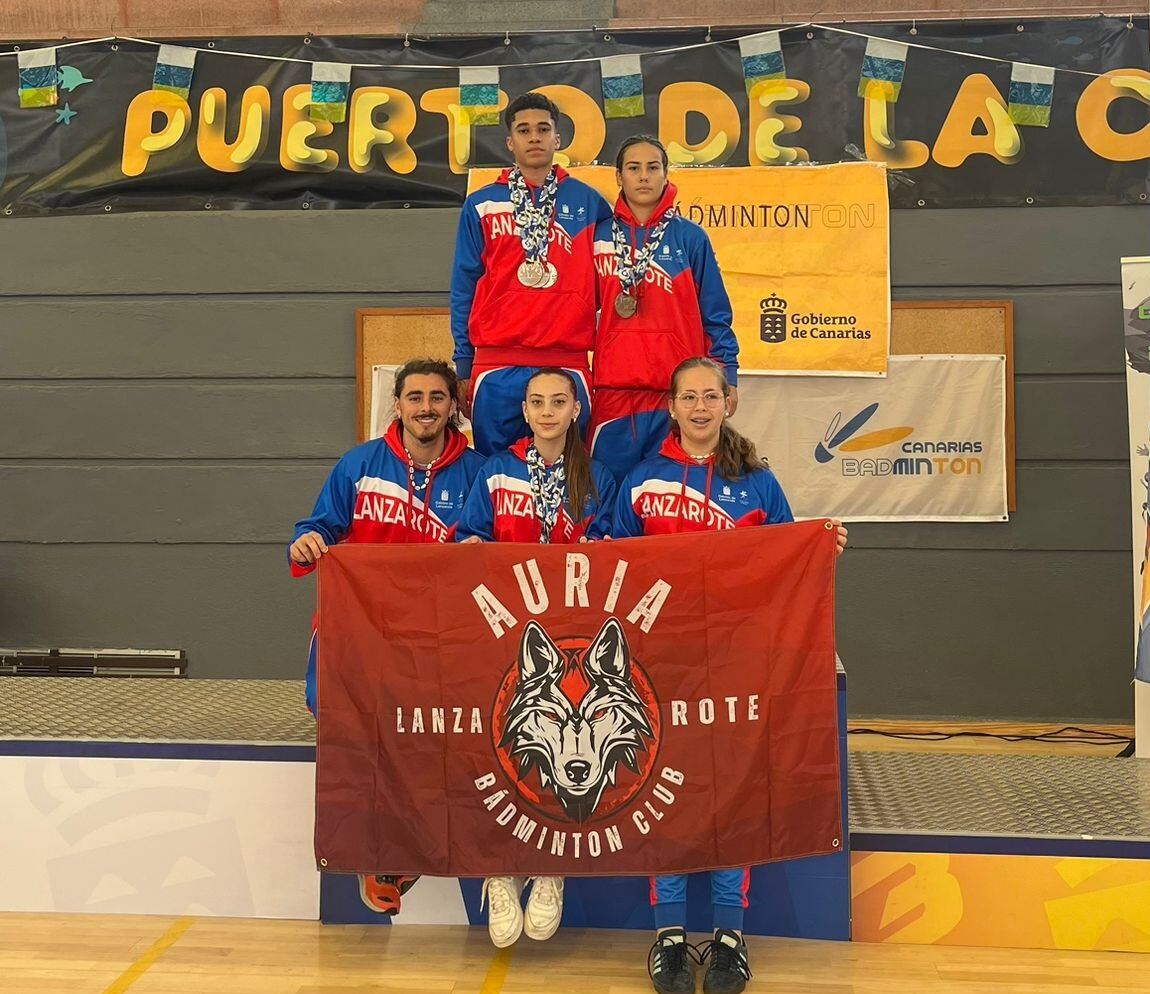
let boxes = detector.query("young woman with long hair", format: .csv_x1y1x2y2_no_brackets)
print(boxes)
456,367,617,947
614,356,847,994
590,135,739,483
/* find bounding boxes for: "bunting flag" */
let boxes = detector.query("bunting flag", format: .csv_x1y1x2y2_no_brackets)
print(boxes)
310,62,352,123
1008,63,1056,127
738,32,786,94
459,67,501,126
152,45,198,101
600,54,645,119
17,48,58,108
858,38,908,102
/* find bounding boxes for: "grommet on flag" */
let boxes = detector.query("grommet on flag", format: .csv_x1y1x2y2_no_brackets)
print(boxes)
18,48,58,108
858,37,908,102
738,32,785,95
459,67,501,126
153,45,198,101
600,54,644,119
1008,63,1055,127
310,62,352,123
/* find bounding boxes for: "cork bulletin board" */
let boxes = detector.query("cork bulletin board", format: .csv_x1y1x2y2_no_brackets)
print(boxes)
355,308,453,443
357,300,1016,508
891,300,1016,510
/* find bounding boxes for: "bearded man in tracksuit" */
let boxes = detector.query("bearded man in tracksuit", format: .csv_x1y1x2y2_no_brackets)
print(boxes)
451,91,612,456
590,135,740,482
288,357,485,916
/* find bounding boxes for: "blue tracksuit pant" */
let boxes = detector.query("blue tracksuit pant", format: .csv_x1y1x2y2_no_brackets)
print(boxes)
651,868,750,932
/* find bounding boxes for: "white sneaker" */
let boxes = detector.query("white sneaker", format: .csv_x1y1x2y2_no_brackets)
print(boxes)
481,876,524,947
523,875,564,941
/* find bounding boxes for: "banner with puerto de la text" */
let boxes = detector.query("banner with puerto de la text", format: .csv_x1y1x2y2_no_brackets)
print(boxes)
0,19,1147,215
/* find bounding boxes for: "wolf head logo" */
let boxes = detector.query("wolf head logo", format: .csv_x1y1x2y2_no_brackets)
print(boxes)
498,617,656,823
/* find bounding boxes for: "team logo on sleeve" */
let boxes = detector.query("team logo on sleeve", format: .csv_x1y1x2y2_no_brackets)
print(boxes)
491,618,659,824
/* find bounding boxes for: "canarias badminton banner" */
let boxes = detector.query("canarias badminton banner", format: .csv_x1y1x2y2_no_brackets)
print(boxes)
0,18,1147,213
313,523,841,876
469,162,890,375
732,355,1008,520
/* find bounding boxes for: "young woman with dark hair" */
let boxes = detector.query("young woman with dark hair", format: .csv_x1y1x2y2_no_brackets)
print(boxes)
614,357,847,994
590,136,740,483
456,367,617,948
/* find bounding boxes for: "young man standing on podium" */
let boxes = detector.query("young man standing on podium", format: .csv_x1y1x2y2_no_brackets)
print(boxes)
451,91,611,456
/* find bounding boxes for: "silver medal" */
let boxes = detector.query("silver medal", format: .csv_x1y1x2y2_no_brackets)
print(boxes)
518,260,546,287
614,292,638,318
540,262,559,289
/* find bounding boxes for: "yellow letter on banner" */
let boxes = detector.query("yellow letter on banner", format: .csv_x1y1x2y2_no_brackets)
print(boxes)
1077,69,1150,162
198,86,270,173
862,86,929,169
933,74,1022,167
421,88,509,174
659,82,741,166
748,79,810,165
280,84,339,173
122,90,191,177
349,87,418,174
535,85,605,167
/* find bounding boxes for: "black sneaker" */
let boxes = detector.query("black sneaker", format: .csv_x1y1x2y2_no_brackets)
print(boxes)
699,929,752,994
648,927,697,994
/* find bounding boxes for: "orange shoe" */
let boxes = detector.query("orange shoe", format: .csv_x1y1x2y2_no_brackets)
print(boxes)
358,874,420,915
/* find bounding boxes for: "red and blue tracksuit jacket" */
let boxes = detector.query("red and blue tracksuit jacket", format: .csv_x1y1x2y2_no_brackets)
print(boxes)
289,421,485,712
613,429,791,928
451,166,612,381
455,437,617,543
590,183,739,479
613,431,793,537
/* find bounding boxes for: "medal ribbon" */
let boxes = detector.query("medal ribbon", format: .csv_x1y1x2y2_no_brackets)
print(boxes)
526,443,566,545
612,205,679,296
509,166,560,265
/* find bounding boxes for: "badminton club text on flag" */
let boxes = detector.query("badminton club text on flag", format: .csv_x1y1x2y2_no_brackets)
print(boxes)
313,524,842,876
858,38,908,102
600,54,645,119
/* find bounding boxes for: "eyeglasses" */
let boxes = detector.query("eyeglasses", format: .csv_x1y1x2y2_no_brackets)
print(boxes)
674,391,727,408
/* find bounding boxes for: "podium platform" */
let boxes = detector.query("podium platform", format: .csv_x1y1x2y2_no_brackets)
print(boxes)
850,751,1150,952
2,674,1147,952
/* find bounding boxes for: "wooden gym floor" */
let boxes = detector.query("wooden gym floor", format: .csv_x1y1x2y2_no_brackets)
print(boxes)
3,715,1141,992
4,914,1148,994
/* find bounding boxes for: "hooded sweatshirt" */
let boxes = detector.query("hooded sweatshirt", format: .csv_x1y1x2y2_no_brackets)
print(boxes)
456,437,617,543
593,182,738,392
613,431,792,537
288,421,485,576
451,167,612,379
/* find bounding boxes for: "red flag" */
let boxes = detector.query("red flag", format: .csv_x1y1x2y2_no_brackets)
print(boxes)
315,520,841,876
